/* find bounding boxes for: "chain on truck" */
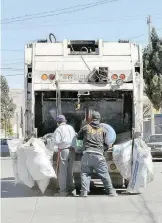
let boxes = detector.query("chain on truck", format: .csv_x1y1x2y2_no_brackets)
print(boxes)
24,33,143,192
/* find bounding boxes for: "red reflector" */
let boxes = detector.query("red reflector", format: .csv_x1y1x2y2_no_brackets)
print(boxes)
120,74,126,80
49,74,55,80
111,74,118,80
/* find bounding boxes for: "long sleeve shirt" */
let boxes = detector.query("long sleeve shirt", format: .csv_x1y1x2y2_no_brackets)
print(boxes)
51,123,76,150
77,122,108,155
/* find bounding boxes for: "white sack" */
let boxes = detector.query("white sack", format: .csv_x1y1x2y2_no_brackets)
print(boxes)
113,140,132,179
11,159,20,184
101,123,116,145
7,139,23,184
127,139,154,192
7,139,23,159
8,137,57,192
46,138,58,153
24,138,56,182
36,179,50,194
43,133,58,152
17,147,35,188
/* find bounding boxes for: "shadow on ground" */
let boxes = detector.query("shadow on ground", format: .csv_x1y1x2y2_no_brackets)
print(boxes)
1,177,139,198
1,177,55,198
88,187,140,196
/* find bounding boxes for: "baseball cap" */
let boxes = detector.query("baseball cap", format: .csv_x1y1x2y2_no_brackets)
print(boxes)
56,115,67,123
91,111,101,120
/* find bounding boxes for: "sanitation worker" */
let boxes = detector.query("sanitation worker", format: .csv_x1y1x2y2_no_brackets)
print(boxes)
77,110,118,197
51,115,76,196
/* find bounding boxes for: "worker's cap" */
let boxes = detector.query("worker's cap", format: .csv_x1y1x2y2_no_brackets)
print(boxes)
91,111,101,120
56,115,67,123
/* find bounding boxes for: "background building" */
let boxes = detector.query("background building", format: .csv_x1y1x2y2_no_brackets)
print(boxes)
143,95,162,141
9,89,24,138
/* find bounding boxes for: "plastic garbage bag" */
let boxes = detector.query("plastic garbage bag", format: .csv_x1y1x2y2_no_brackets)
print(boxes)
7,139,23,159
11,159,20,184
36,179,50,194
7,138,34,186
7,137,57,193
46,138,58,153
7,139,23,184
101,123,116,145
23,138,57,193
113,140,132,179
17,147,35,188
127,139,154,192
42,133,58,152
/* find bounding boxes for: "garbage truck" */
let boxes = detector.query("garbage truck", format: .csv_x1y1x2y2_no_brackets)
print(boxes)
24,34,143,192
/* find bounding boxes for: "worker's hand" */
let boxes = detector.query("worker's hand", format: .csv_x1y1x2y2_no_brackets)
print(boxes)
108,144,113,150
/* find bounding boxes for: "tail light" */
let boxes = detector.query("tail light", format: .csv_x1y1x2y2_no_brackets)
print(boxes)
49,74,55,80
111,74,118,80
119,74,126,80
41,74,48,80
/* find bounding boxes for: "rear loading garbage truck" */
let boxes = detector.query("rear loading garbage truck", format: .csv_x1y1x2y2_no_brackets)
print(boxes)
24,34,143,191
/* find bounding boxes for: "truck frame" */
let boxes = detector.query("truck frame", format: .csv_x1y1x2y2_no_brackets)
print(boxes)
24,35,143,190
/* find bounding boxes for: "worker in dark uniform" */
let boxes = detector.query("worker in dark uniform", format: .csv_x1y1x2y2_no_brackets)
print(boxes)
77,110,118,197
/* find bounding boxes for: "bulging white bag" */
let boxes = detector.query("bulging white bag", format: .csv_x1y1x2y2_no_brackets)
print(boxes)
11,159,20,184
127,139,154,192
43,133,58,153
46,138,58,153
36,179,50,194
8,137,57,193
17,147,35,188
23,138,56,192
7,139,23,184
113,140,132,179
101,123,116,145
7,139,23,159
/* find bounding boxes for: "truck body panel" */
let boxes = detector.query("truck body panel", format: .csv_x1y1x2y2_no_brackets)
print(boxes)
24,38,143,188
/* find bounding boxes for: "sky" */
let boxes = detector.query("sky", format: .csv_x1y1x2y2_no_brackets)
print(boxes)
1,0,162,89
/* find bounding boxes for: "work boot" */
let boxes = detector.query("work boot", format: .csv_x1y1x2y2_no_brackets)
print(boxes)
106,189,118,197
80,191,88,197
67,192,75,197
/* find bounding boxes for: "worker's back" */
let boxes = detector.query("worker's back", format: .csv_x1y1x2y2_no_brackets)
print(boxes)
84,124,105,152
57,123,76,149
